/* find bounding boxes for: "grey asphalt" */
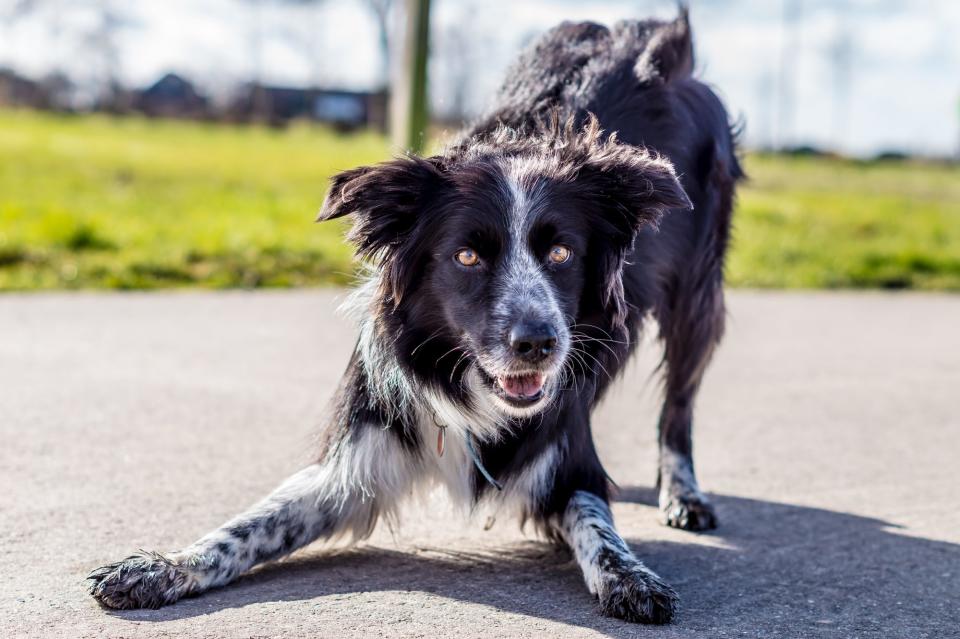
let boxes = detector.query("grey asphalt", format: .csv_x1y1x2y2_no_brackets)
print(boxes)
1,290,958,639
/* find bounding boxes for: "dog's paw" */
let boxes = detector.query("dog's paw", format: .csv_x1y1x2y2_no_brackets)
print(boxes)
660,493,718,531
597,565,679,624
88,550,192,610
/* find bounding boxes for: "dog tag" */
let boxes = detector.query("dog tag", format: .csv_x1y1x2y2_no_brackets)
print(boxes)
436,425,446,457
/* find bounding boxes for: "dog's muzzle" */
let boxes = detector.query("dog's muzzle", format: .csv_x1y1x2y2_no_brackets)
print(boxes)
477,321,566,412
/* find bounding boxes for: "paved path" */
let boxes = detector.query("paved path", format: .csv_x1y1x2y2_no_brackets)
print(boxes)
1,291,958,638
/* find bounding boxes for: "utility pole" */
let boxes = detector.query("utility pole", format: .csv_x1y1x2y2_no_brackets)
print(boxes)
956,92,960,162
777,0,801,151
829,7,853,154
391,0,431,154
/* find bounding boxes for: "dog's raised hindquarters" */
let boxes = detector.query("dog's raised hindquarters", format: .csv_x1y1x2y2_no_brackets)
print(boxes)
90,10,741,624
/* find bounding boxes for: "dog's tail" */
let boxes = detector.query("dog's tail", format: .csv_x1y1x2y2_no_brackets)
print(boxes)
631,5,694,85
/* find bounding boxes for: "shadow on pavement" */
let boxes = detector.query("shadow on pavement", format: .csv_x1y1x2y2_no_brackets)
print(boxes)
109,490,960,637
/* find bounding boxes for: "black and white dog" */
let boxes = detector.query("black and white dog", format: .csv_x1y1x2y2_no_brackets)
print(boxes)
89,11,741,624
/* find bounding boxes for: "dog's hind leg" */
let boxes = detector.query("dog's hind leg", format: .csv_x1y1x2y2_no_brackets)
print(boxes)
653,140,738,531
88,425,414,610
556,490,678,624
654,275,724,531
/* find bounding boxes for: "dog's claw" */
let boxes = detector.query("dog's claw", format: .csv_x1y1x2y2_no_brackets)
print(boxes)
660,494,718,531
88,551,191,610
597,565,679,624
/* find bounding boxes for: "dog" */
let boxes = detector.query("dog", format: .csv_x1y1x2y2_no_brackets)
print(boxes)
89,10,741,624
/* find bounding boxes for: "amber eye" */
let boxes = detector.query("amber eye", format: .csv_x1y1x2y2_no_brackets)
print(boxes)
548,245,572,264
455,248,480,267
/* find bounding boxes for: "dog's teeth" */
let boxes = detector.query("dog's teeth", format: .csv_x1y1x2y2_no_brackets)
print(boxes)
497,373,546,399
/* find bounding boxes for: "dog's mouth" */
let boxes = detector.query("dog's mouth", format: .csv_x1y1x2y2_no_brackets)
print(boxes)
477,368,549,409
496,372,546,403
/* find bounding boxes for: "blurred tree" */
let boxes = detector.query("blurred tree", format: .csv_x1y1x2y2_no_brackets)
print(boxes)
956,93,960,161
86,0,131,111
753,69,776,151
270,0,412,144
1,0,134,110
270,0,393,89
364,0,393,89
828,6,854,153
434,2,479,123
1,0,37,22
776,0,801,151
238,0,271,120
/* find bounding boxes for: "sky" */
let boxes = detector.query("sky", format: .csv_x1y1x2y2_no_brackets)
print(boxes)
2,0,959,157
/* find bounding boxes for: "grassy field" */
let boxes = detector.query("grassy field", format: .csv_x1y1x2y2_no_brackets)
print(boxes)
2,109,959,291
731,153,960,290
0,110,385,289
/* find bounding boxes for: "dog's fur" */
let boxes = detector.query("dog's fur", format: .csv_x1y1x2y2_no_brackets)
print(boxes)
89,11,741,624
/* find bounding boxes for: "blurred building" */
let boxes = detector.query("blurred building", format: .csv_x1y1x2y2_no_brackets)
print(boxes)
0,68,41,107
132,73,209,119
0,68,74,109
226,84,388,130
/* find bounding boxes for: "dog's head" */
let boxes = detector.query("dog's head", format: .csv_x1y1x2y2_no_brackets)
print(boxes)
319,117,690,418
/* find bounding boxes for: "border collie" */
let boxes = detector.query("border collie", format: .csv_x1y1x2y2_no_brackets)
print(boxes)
89,10,741,624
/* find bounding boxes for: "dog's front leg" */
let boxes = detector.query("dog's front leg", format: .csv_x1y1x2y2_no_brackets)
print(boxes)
88,427,409,609
558,490,678,624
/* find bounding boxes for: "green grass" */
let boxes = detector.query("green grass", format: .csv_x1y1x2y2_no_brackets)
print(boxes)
1,109,959,291
0,110,386,289
730,153,960,290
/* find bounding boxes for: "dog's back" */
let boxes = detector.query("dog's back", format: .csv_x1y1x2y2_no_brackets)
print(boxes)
473,14,695,133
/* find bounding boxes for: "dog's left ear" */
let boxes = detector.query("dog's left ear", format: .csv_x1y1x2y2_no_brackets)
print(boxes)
317,155,447,304
580,144,692,240
578,142,692,331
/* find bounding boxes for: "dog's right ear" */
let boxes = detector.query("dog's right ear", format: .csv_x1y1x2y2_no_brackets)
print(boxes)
317,156,447,261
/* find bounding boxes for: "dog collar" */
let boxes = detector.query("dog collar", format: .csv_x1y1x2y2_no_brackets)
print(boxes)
432,412,503,491
465,433,504,491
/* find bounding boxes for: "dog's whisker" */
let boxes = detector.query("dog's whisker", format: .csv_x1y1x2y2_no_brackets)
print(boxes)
574,345,613,381
449,349,472,385
435,344,465,366
570,324,630,345
410,328,445,357
571,333,620,357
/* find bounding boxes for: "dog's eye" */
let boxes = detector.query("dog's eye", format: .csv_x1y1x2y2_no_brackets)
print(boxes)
548,245,572,264
454,248,480,267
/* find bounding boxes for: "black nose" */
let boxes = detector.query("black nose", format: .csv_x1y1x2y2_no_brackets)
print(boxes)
509,322,558,360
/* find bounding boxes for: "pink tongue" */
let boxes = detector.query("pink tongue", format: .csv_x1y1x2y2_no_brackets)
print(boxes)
499,373,545,398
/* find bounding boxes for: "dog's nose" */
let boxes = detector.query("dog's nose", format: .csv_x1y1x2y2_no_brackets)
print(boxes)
509,322,558,360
